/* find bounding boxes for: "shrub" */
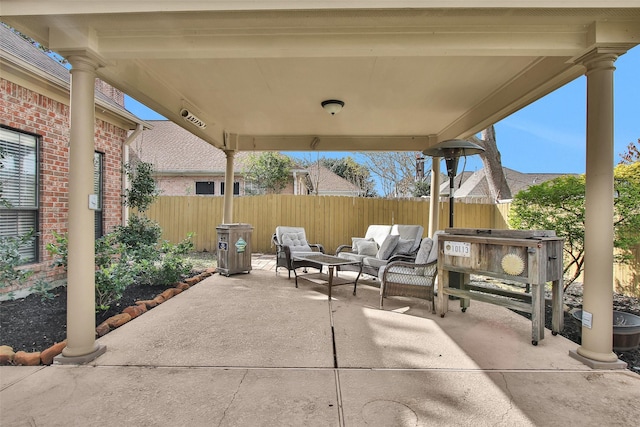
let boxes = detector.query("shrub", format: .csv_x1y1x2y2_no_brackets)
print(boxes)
95,258,136,312
0,230,36,295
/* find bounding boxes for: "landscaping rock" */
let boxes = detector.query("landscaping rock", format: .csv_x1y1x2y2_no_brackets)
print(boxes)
176,282,190,291
122,305,146,319
14,351,41,366
136,299,157,309
152,295,166,305
160,288,176,300
0,345,15,364
184,276,199,286
106,313,132,329
40,341,67,365
96,322,111,337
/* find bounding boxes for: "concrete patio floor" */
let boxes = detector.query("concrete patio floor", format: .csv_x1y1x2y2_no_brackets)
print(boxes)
2,254,639,426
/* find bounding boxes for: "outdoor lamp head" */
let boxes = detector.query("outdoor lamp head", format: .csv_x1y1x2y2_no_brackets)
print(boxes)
422,139,485,159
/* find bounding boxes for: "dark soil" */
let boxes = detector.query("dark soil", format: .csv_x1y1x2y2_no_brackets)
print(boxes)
511,282,640,374
1,277,639,374
0,282,170,353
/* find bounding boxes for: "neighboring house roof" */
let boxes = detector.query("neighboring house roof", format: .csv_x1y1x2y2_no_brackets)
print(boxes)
306,164,363,196
130,120,253,173
441,166,572,200
0,24,142,126
131,121,359,194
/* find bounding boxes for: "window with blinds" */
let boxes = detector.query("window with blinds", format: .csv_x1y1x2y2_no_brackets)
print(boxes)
94,152,104,239
0,127,39,263
220,181,240,196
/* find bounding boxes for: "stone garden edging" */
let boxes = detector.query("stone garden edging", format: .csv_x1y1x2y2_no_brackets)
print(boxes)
0,268,217,366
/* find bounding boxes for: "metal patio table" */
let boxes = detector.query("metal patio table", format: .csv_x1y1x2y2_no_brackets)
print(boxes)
292,253,362,300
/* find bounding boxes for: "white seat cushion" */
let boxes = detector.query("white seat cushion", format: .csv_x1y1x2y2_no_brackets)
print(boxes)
391,224,424,253
276,226,312,252
364,225,393,248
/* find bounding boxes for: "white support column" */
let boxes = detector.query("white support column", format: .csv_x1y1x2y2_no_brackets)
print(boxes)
569,50,625,369
56,56,106,363
429,157,441,237
223,150,235,224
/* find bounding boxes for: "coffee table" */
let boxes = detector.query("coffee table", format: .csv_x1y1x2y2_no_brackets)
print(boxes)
291,253,362,299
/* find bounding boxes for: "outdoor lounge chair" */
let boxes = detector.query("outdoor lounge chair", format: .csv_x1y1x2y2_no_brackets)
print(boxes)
378,232,441,313
272,226,325,278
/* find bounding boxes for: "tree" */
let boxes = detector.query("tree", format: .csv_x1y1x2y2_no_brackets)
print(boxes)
412,179,431,197
361,152,428,197
619,138,639,164
319,156,377,197
122,161,159,213
243,152,293,194
470,126,511,201
510,165,640,290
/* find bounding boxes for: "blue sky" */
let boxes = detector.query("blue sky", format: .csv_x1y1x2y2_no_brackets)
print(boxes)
126,46,639,176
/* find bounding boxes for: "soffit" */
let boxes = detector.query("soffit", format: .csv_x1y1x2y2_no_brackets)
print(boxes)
3,6,639,152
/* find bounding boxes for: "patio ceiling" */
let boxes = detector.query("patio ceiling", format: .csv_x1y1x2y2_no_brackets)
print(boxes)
3,3,640,152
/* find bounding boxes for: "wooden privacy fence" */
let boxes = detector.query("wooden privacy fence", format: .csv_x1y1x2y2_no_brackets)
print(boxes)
146,195,509,254
146,194,638,297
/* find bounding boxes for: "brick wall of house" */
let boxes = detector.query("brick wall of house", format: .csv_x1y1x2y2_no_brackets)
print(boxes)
156,175,245,196
1,78,126,292
155,175,300,196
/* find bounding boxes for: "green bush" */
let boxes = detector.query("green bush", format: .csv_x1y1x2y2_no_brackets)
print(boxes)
113,214,162,254
0,230,36,295
95,258,136,312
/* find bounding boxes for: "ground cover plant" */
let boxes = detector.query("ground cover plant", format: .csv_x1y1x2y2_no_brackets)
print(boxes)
0,252,216,354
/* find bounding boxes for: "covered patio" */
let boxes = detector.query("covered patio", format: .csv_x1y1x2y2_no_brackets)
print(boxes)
2,262,640,425
3,2,640,370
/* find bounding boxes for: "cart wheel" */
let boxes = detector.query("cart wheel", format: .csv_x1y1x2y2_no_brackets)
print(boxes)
532,340,538,346
552,331,558,336
461,308,467,313
440,314,445,318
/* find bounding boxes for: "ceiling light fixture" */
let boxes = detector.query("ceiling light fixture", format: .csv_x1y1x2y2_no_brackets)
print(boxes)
321,99,344,115
180,108,207,129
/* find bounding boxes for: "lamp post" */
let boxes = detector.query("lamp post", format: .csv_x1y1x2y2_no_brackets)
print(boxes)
423,139,485,228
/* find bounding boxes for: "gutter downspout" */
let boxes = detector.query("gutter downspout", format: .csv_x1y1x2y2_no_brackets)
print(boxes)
122,124,144,226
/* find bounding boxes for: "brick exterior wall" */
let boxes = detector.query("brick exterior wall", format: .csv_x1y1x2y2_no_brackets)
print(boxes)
155,176,300,196
156,175,246,196
1,78,126,293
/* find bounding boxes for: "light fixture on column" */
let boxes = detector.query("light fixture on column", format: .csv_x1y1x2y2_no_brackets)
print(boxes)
423,139,485,228
321,99,344,115
180,108,207,129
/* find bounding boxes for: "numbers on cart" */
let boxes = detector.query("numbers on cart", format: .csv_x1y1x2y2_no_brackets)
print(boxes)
444,241,471,257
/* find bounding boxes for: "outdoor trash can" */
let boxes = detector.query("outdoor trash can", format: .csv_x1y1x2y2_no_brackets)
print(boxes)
216,223,253,276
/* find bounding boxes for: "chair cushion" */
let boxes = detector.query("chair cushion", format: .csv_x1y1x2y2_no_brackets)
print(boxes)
364,225,393,248
377,234,400,260
337,252,367,263
415,238,433,264
352,237,374,253
363,257,388,269
414,238,434,275
391,225,424,253
277,227,312,253
357,240,379,256
392,238,415,256
427,231,444,264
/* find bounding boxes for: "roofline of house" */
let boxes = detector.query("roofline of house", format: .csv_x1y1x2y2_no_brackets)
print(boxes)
1,45,150,131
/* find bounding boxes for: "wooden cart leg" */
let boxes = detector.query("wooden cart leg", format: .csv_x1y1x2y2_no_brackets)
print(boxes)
437,268,449,317
460,273,471,312
551,279,564,335
531,283,545,345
